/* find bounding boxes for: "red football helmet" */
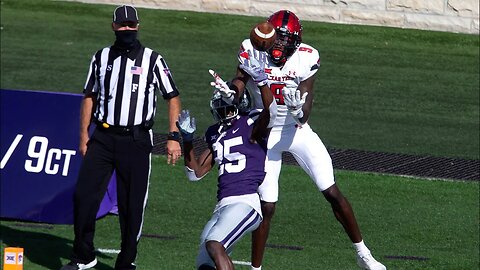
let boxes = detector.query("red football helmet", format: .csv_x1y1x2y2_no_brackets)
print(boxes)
267,10,303,65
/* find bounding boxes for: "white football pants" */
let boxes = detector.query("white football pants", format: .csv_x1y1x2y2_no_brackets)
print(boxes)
258,123,335,203
196,203,262,268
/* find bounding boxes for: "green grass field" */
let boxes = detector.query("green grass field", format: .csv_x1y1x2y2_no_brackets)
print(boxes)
1,0,478,159
1,156,479,269
1,0,479,269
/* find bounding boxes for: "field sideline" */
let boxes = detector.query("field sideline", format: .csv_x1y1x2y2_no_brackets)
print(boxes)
0,0,479,269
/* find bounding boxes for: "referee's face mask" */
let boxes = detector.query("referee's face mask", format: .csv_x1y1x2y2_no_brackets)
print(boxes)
114,29,138,48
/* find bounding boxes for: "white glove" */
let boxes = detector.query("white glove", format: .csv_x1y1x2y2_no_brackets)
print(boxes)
282,88,308,119
176,110,196,143
209,69,235,104
239,52,268,87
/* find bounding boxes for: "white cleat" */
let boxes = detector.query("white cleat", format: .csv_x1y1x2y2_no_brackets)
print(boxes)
60,258,97,270
356,252,386,270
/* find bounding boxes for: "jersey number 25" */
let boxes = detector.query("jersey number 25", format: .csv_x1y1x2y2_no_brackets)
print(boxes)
215,136,246,175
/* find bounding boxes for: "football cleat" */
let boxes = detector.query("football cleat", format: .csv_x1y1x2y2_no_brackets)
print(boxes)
60,258,97,270
356,252,386,270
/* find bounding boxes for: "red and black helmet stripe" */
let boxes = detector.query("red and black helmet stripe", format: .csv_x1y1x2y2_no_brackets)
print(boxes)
268,10,302,37
281,10,290,32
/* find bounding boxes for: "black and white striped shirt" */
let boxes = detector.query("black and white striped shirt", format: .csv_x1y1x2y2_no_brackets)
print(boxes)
84,41,179,127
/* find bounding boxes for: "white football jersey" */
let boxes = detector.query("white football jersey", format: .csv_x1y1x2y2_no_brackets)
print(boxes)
238,39,320,126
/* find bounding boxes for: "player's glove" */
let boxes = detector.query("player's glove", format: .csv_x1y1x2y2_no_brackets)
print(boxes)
176,110,196,143
209,69,235,104
282,88,308,120
239,52,268,87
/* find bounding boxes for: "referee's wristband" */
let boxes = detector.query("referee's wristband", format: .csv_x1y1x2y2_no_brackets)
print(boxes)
167,131,181,142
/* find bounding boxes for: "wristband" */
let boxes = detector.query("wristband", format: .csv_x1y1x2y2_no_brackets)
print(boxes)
295,110,304,119
257,80,268,87
167,131,181,142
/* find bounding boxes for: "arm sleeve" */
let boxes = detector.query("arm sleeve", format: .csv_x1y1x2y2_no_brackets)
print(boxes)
83,51,101,94
153,55,180,100
299,46,321,82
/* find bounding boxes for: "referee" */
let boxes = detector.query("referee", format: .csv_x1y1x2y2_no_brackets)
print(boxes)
61,5,182,270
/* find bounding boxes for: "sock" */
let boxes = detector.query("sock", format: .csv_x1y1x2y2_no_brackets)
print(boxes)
353,240,370,255
251,266,262,270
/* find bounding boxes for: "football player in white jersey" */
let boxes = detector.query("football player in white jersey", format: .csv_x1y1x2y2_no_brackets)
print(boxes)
211,10,386,270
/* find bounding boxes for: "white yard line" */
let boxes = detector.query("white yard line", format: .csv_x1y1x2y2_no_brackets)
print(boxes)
96,248,120,254
232,260,251,266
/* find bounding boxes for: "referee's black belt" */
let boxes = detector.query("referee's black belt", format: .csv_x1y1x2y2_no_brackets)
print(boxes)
95,121,150,135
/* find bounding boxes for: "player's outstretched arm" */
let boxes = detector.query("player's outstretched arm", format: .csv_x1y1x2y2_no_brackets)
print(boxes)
209,69,236,104
239,55,276,142
230,66,249,102
176,110,213,181
209,68,248,105
251,83,277,142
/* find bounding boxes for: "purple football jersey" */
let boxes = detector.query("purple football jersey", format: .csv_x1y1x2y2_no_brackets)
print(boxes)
205,112,267,201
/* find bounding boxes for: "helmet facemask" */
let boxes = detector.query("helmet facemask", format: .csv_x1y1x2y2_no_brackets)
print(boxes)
269,30,301,65
210,94,239,125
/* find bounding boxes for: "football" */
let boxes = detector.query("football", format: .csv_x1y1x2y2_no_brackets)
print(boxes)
250,21,277,51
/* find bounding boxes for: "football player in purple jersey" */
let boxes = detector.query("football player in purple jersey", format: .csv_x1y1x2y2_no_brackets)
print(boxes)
176,55,277,270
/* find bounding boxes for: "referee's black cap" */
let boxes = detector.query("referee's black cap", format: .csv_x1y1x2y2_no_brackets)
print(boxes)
113,5,139,24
